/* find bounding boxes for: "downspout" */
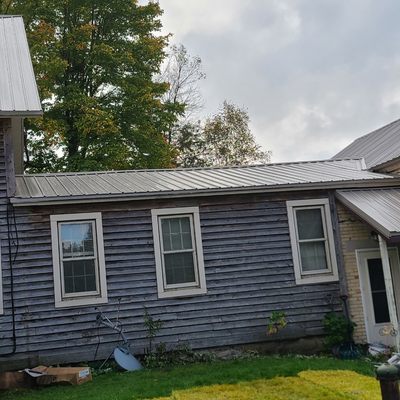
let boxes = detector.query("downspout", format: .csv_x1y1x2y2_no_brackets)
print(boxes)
329,193,348,296
329,193,349,298
378,235,400,352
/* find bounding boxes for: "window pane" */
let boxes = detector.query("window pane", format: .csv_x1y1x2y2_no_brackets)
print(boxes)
161,217,193,251
164,252,196,285
161,219,171,250
170,218,181,234
368,258,386,291
63,259,97,294
296,208,324,240
61,222,94,258
171,232,182,251
299,241,328,272
368,258,390,324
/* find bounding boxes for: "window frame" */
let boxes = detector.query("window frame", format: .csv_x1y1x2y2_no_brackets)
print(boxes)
151,207,207,298
287,199,339,285
51,212,108,308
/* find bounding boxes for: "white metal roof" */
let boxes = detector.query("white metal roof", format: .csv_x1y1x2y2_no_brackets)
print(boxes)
0,15,42,116
333,118,400,170
12,158,396,205
336,188,400,239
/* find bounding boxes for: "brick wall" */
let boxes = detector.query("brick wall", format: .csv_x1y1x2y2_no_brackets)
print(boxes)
337,202,375,343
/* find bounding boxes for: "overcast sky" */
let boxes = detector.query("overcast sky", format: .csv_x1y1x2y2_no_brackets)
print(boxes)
159,0,400,163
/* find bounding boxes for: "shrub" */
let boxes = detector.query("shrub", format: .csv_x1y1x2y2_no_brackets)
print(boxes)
323,312,355,349
143,343,216,369
267,311,287,335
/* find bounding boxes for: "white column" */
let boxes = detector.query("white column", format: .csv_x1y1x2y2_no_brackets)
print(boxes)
379,235,400,352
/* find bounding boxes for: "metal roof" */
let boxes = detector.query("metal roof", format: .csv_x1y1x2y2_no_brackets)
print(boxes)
0,15,42,116
333,118,400,170
336,188,400,239
12,158,395,205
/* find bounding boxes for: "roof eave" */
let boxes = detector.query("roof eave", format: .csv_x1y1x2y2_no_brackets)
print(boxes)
11,178,399,207
371,156,400,172
0,110,43,117
335,191,394,240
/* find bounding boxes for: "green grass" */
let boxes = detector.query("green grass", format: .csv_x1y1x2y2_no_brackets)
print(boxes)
2,356,376,400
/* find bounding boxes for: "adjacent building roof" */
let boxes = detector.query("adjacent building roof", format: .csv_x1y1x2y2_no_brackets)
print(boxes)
0,15,42,116
12,158,396,205
333,118,400,170
336,188,400,239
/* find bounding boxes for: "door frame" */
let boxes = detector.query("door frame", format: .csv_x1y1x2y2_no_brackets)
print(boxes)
356,247,400,344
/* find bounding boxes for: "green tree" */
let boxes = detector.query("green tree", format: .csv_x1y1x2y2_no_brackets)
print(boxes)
8,0,183,172
0,1,13,12
176,101,271,167
174,121,207,167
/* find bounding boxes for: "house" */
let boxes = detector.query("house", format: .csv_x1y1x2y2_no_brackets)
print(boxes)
1,16,400,370
332,121,400,348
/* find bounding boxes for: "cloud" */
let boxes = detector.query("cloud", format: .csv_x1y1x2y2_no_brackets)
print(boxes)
161,0,247,36
159,0,400,162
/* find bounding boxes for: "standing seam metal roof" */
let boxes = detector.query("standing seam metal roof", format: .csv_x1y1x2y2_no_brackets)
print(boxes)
13,158,395,204
0,15,42,116
332,118,400,169
336,188,400,239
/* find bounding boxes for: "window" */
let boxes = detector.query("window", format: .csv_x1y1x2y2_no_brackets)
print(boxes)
51,213,107,308
151,207,206,298
287,199,338,284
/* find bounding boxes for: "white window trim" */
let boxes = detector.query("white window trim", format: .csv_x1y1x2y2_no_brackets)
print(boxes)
0,241,3,315
51,212,108,308
287,199,339,285
151,207,207,298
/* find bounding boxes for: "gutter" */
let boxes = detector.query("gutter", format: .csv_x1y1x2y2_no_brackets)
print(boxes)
11,177,400,207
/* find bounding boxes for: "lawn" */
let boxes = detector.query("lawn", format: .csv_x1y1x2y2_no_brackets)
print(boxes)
2,356,378,400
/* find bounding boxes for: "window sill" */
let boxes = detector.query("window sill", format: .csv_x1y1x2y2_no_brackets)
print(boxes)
296,273,339,285
158,286,207,299
55,295,108,308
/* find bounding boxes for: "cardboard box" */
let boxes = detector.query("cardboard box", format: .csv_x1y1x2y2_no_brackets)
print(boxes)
31,366,92,386
0,371,36,390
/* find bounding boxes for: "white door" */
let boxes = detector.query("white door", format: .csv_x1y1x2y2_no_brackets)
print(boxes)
357,249,400,346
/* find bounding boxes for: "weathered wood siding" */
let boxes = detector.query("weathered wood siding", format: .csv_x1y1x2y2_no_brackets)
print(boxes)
0,189,342,368
0,121,18,362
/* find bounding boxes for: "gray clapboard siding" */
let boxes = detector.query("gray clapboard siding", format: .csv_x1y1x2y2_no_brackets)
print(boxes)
13,294,336,327
4,308,335,352
0,126,16,356
11,305,333,339
0,179,341,367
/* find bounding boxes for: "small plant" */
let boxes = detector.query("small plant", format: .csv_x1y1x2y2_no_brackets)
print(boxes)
144,342,169,369
143,306,163,353
323,312,357,356
143,342,216,369
267,311,287,335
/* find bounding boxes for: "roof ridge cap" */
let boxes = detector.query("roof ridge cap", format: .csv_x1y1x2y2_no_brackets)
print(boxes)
15,158,368,177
